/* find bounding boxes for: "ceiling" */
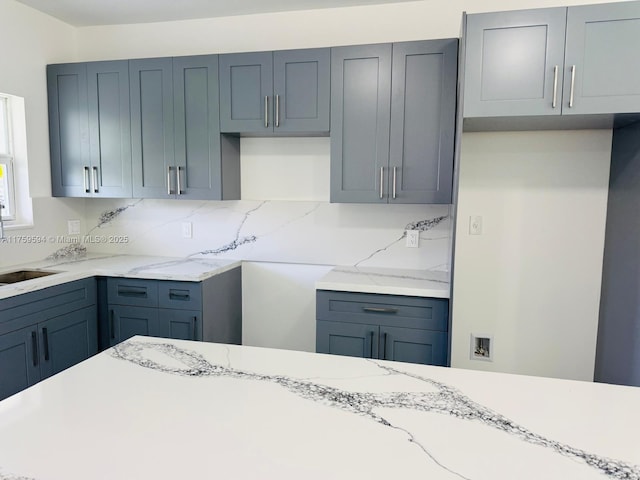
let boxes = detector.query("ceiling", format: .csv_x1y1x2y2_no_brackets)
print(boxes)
15,0,419,27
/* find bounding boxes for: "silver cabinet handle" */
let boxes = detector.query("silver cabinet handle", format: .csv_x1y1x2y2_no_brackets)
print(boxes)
176,166,183,195
275,94,280,128
552,65,558,109
92,166,99,193
264,96,269,128
167,166,174,195
392,166,397,199
379,167,384,199
83,166,90,193
569,65,576,108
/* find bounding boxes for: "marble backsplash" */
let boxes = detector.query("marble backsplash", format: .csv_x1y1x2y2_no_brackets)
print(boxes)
76,199,452,271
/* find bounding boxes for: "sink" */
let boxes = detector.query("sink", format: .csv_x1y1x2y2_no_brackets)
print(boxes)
0,270,59,285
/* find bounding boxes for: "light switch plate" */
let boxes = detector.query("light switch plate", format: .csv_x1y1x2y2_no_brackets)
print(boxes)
406,230,420,248
182,222,193,239
469,215,483,235
67,220,81,235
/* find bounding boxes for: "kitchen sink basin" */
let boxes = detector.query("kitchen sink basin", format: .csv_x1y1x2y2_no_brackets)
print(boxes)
0,270,59,286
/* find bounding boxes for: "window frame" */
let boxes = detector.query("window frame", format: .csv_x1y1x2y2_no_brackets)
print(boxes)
0,94,16,221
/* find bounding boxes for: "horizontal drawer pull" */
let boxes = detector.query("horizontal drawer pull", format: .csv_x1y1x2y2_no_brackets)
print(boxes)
169,292,190,300
362,307,398,314
117,287,148,297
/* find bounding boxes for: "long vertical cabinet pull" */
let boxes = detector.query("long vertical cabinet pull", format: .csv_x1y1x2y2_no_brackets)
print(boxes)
92,166,99,193
552,65,559,109
569,65,576,108
167,166,174,195
193,317,198,341
369,331,374,358
275,94,280,128
109,309,115,340
83,166,90,193
382,332,388,360
379,167,384,199
42,328,50,362
392,167,397,199
31,331,38,367
264,96,269,128
176,166,183,195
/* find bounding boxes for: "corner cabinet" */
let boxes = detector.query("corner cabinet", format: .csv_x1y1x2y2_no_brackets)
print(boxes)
330,40,457,204
219,48,330,135
316,290,449,366
0,279,98,401
48,61,132,197
464,2,640,119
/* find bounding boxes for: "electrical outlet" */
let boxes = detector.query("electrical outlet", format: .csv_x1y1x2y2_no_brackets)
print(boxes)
67,220,81,235
406,230,420,248
182,222,193,239
469,215,483,235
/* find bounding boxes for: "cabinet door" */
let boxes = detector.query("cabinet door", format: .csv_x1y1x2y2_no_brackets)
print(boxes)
380,326,447,366
86,61,132,197
330,44,392,203
273,49,330,133
158,309,201,341
0,327,40,401
109,305,160,346
39,306,98,380
464,8,567,117
316,320,378,359
564,2,640,114
219,52,273,133
130,58,175,198
390,40,457,204
47,63,91,197
173,55,224,200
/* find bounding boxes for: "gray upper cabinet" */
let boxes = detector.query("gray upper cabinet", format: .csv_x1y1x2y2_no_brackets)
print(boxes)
330,44,392,204
331,41,457,204
464,8,567,118
130,57,175,198
219,48,330,135
564,2,640,115
390,40,457,204
49,61,132,197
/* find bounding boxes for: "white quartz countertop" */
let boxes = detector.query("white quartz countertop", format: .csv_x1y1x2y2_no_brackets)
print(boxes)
0,254,241,300
316,266,450,298
0,336,638,480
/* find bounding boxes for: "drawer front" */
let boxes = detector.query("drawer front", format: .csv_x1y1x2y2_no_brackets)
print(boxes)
107,278,158,307
158,281,202,310
316,290,448,332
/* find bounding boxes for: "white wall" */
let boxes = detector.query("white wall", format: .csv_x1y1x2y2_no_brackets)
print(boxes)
0,0,82,268
452,131,611,381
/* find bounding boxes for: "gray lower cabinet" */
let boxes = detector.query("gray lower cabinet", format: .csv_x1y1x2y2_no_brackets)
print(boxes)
48,61,132,197
102,267,241,348
330,40,457,204
316,290,449,366
219,48,330,134
464,2,640,120
0,279,98,401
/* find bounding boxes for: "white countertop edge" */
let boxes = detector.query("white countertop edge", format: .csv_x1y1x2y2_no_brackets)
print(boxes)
315,280,449,298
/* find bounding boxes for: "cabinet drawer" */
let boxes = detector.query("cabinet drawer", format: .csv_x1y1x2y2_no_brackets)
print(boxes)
107,278,158,307
316,290,448,332
158,282,201,310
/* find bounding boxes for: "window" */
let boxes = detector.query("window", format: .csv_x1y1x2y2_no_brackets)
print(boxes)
0,95,15,220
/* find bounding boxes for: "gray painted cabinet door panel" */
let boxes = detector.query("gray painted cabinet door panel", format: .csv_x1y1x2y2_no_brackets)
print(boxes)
317,320,379,358
110,305,160,345
273,49,330,133
173,55,224,200
47,63,90,197
389,40,457,204
158,309,201,341
464,8,567,117
219,52,273,133
564,2,640,114
330,44,392,203
130,58,175,198
380,326,447,366
87,61,132,197
0,327,40,401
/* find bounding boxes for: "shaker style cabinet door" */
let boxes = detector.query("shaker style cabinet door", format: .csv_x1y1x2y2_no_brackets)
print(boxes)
463,8,567,117
108,305,160,346
0,327,40,401
379,326,448,366
316,320,379,359
330,44,392,203
219,52,273,133
564,2,640,115
272,49,330,133
48,63,90,197
389,40,457,204
130,57,175,198
158,310,202,341
87,61,132,197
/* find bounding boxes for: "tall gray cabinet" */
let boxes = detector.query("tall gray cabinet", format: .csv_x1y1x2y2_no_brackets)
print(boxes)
330,39,457,204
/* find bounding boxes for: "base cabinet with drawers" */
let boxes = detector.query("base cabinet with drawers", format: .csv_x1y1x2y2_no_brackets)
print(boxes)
0,279,98,401
100,267,242,349
316,290,449,366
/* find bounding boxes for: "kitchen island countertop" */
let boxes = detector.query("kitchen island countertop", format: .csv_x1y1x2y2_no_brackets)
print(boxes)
0,336,637,480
